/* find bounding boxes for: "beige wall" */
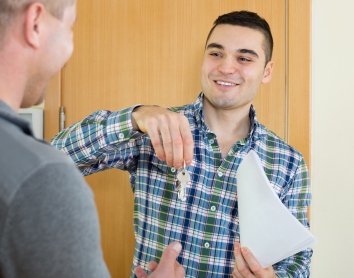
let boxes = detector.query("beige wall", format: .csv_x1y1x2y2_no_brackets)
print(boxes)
311,0,354,277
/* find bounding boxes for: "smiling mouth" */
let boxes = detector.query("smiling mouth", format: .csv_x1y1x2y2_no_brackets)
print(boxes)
215,80,238,86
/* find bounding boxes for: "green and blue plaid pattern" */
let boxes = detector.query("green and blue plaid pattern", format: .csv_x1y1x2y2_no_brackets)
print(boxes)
52,93,313,278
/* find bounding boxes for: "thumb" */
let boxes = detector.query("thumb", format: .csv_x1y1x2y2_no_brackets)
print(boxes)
159,241,182,267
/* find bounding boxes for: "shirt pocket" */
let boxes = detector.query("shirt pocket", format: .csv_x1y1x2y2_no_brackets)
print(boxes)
150,154,169,173
147,155,179,211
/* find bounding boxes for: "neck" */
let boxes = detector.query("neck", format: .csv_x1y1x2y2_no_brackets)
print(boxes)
0,66,26,112
0,37,28,112
203,99,251,157
204,101,251,140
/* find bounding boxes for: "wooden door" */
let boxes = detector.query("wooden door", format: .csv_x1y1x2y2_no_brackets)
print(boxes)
44,1,310,277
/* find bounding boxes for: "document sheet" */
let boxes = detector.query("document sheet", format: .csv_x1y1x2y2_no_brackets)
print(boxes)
236,150,316,268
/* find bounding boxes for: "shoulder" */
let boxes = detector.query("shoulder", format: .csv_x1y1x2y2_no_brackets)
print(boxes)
253,123,307,183
256,123,304,160
252,124,309,198
0,162,107,277
0,126,85,206
0,122,109,277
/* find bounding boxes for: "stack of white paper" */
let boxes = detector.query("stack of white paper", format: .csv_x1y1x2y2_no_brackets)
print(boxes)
236,150,316,268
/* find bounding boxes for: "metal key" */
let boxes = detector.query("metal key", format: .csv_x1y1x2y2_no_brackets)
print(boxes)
176,168,190,201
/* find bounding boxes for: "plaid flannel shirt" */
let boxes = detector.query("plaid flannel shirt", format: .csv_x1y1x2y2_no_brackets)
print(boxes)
52,93,313,278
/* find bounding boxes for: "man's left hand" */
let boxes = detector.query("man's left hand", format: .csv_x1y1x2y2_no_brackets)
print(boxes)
233,242,278,278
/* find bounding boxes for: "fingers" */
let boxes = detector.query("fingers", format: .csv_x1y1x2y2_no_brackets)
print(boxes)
240,247,262,275
159,120,175,166
180,117,194,167
153,242,185,278
132,106,194,168
157,242,185,277
166,115,194,168
241,247,276,278
135,242,185,278
234,243,275,278
156,113,193,168
159,241,182,266
134,265,148,278
146,261,159,272
233,242,253,278
148,125,167,162
174,260,186,277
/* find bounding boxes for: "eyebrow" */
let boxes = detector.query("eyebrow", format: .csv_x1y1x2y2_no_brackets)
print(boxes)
206,43,224,50
206,43,259,58
238,48,259,58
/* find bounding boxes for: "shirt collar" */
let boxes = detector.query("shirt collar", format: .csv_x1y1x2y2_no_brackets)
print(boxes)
248,104,258,137
192,92,206,131
0,100,34,137
192,93,264,144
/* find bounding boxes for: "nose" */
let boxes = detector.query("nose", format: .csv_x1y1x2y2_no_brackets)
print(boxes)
217,57,237,75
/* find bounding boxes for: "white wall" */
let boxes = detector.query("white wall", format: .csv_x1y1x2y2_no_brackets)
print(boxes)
311,1,354,277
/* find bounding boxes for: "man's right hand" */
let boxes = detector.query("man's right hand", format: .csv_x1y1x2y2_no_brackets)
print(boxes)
134,242,185,278
132,106,194,169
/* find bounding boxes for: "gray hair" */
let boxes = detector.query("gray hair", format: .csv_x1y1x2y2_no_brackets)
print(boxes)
0,0,75,46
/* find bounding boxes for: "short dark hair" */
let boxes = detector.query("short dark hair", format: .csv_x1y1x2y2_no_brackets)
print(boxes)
205,10,273,64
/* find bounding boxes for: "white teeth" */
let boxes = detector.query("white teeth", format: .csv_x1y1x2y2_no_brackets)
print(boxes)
216,81,236,86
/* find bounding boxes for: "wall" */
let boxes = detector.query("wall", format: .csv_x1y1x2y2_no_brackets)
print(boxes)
311,0,354,277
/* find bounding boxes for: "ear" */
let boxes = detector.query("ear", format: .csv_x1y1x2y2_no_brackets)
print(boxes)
261,61,274,84
24,2,46,49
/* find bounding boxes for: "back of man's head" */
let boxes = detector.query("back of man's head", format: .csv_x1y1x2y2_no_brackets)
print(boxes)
205,10,273,64
0,0,75,47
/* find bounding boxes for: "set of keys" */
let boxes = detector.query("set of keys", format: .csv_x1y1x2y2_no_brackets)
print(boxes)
176,162,190,201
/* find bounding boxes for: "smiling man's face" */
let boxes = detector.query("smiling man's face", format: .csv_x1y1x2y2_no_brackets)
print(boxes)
201,24,273,112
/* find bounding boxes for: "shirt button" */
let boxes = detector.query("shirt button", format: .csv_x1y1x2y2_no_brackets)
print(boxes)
119,133,125,139
209,139,214,144
217,171,223,177
210,206,216,212
204,242,210,248
171,167,176,173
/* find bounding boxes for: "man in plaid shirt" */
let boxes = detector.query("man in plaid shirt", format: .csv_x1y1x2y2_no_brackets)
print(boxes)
52,11,312,278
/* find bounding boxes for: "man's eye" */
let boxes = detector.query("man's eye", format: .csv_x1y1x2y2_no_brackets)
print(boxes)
210,52,221,57
239,57,251,62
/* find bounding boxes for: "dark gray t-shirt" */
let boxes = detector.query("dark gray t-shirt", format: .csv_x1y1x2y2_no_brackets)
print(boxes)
0,101,110,278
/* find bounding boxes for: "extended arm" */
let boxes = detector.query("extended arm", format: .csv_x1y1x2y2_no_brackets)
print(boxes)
52,106,194,173
51,107,143,175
